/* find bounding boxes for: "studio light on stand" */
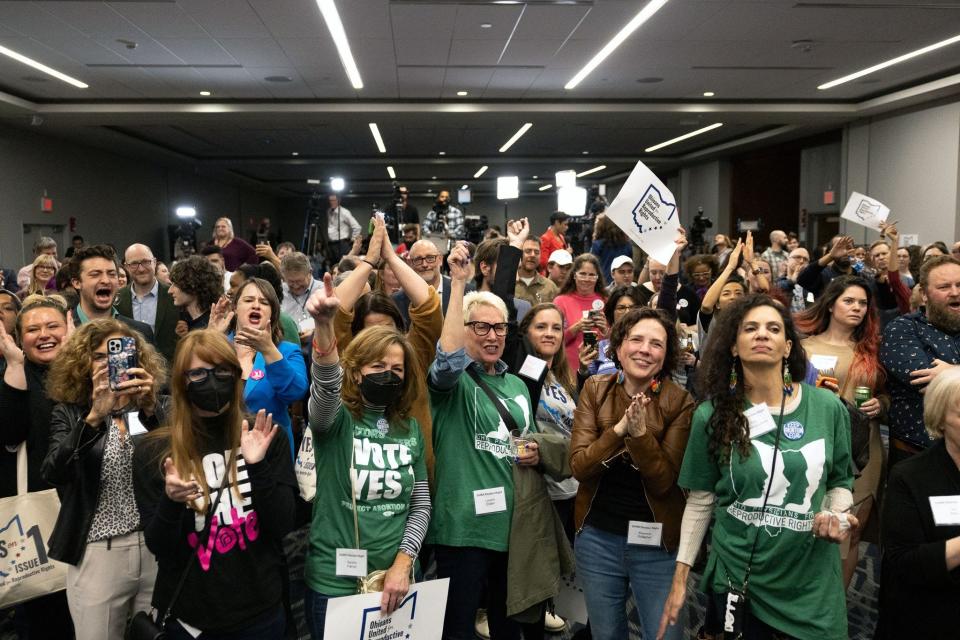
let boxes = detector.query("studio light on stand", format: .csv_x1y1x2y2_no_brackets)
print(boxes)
497,176,519,229
171,205,201,259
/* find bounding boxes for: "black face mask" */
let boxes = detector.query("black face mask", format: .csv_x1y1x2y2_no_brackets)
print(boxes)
186,374,235,414
359,371,403,407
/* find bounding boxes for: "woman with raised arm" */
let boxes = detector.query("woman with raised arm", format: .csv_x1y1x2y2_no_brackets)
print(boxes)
658,295,856,640
133,329,297,639
794,274,887,588
695,238,746,344
299,273,430,638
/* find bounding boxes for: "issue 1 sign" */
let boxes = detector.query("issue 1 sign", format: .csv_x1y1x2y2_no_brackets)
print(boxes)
323,578,450,640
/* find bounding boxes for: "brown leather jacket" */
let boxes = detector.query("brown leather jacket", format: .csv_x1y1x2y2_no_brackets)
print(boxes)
570,374,694,551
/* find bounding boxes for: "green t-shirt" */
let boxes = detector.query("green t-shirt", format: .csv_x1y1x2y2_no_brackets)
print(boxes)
428,366,535,551
678,384,853,640
279,312,300,345
305,405,426,596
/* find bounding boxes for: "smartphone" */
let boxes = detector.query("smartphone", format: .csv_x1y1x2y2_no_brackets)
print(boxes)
107,337,138,392
583,331,597,347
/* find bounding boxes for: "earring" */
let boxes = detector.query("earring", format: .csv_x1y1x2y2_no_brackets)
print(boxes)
782,358,794,396
650,376,662,395
728,358,739,395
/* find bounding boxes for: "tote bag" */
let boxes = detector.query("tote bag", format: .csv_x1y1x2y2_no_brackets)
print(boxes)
294,426,316,502
0,443,67,606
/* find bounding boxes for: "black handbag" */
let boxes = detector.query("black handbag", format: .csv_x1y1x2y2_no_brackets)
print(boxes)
125,481,229,640
841,399,871,473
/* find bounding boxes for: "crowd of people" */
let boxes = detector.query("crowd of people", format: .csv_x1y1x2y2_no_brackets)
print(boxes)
0,209,959,640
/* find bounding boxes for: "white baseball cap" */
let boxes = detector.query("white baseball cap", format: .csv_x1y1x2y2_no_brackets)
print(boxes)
547,250,573,266
610,255,634,274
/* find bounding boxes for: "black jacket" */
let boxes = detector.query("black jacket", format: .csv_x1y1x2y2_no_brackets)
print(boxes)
0,360,55,493
41,398,167,565
878,439,960,639
116,282,179,364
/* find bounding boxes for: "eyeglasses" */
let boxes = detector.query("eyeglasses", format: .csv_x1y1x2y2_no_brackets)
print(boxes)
614,304,635,312
575,272,598,279
465,321,509,337
124,259,155,271
691,271,712,278
185,366,236,384
410,255,440,267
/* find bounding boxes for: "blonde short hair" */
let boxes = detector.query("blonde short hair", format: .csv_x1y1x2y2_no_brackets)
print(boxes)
463,291,507,324
923,366,960,438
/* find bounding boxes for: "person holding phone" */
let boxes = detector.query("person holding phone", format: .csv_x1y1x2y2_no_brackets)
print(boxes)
553,254,608,374
42,318,167,640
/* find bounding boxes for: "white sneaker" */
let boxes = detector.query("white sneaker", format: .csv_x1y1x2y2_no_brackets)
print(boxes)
544,611,566,632
475,609,491,640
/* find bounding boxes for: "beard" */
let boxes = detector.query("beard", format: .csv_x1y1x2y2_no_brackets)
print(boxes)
927,299,960,334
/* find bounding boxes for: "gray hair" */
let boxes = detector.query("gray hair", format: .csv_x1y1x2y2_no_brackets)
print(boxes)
924,366,960,439
280,251,312,275
33,236,57,253
463,291,508,323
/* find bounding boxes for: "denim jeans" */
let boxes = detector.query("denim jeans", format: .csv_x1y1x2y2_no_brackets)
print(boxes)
164,606,285,640
304,588,335,640
574,524,685,640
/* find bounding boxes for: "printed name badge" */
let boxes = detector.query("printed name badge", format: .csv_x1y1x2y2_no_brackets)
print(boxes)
809,354,839,374
474,487,508,516
518,354,548,381
627,521,662,546
744,403,778,439
929,496,960,526
126,411,148,436
335,548,368,577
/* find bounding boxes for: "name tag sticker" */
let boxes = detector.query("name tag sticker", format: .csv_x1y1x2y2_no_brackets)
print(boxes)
745,403,778,439
627,521,662,546
929,496,960,526
126,412,148,436
298,316,315,333
335,548,368,577
810,354,839,374
474,487,508,516
518,355,547,381
806,292,815,303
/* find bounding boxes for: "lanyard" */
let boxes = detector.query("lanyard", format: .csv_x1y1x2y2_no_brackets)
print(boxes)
292,280,315,316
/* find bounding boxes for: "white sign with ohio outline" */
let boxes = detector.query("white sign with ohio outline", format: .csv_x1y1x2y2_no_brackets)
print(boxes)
323,578,449,640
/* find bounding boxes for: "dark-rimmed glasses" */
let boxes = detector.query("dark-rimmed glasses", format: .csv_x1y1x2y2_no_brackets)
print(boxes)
410,255,440,267
465,321,508,337
185,366,235,384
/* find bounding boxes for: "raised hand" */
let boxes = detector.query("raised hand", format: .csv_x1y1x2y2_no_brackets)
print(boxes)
163,457,202,503
305,273,340,323
674,226,688,254
87,364,120,424
725,239,744,271
0,323,23,366
743,230,755,263
365,217,386,266
66,309,77,338
240,409,277,464
210,296,235,333
507,217,530,248
447,242,472,282
880,221,900,246
829,235,855,262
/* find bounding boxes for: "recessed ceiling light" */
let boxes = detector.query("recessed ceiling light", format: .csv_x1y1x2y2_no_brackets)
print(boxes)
438,151,446,156
539,184,553,191
315,0,364,89
532,175,538,179
200,90,211,96
0,44,88,89
818,32,960,90
307,179,321,185
387,166,396,179
702,91,715,97
499,123,533,153
645,122,723,152
368,122,386,153
576,165,606,177
480,23,493,28
461,184,469,190
431,176,437,180
565,0,670,90
457,90,468,96
474,165,489,178
582,150,589,155
291,151,299,156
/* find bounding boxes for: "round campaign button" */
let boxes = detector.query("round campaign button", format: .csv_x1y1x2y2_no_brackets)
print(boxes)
783,421,804,441
250,369,265,381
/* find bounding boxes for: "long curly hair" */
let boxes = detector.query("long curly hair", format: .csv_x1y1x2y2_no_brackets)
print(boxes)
340,325,424,430
518,303,575,395
47,318,167,406
793,275,884,390
695,294,808,462
558,254,607,297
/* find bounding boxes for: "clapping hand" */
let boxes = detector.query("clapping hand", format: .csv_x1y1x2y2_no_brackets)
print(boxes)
240,409,277,464
235,321,274,353
0,323,23,366
366,217,386,266
742,230,756,263
210,296,235,333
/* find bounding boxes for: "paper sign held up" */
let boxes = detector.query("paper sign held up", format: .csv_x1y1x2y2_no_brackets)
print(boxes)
604,161,679,265
323,578,449,640
840,192,890,231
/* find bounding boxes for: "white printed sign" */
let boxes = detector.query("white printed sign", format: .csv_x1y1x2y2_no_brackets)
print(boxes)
840,192,890,231
323,578,450,640
604,161,679,265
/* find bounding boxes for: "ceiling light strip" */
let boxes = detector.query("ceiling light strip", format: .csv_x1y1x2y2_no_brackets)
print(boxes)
818,32,960,89
0,43,88,88
387,166,396,179
499,123,533,153
538,184,554,191
474,165,489,178
565,0,670,90
576,165,607,177
369,122,386,153
315,0,364,89
645,123,723,152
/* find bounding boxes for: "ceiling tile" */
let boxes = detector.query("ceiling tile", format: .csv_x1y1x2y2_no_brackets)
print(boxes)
389,4,457,42
218,38,291,68
156,38,238,66
512,5,590,40
108,2,208,39
395,38,449,66
451,4,524,40
177,0,271,38
448,39,503,66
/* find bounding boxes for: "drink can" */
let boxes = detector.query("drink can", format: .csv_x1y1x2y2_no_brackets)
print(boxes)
854,386,871,407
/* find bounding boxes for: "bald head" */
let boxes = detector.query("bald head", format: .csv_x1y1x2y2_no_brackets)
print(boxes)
407,240,443,286
770,230,786,249
124,243,157,291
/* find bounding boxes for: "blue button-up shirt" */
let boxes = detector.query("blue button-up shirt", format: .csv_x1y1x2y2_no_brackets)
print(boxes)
429,344,508,392
880,310,960,448
131,280,159,331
